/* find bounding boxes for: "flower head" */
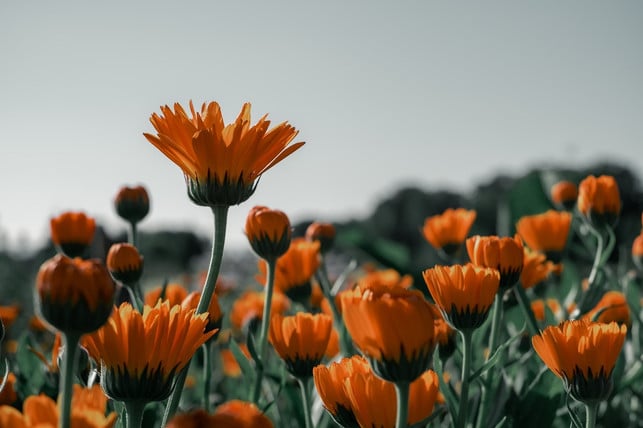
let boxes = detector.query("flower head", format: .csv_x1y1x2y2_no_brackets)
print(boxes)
0,305,19,331
577,175,621,227
516,210,571,259
582,291,630,326
245,205,291,260
50,211,96,258
144,101,304,207
114,185,150,224
551,181,578,211
423,263,500,331
181,290,223,335
466,235,523,291
106,243,144,285
632,231,643,271
531,298,562,323
521,249,562,289
422,208,477,256
144,283,189,307
230,291,290,332
166,401,274,428
355,268,413,290
306,222,337,254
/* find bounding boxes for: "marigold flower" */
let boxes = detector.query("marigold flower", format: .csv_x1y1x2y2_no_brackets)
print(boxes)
355,268,413,290
422,208,477,256
144,283,189,307
531,299,562,323
221,343,251,377
0,372,17,405
36,255,116,334
256,238,320,304
551,181,578,211
325,328,340,359
341,285,436,382
423,263,500,331
269,312,333,378
181,290,223,335
50,211,96,258
583,291,630,326
82,301,216,402
466,235,523,291
245,205,291,260
106,243,144,284
114,185,150,224
0,305,19,330
577,175,621,227
532,319,626,404
521,249,562,289
516,210,571,258
144,101,304,207
632,232,643,270
230,291,290,332
306,222,337,254
213,400,274,428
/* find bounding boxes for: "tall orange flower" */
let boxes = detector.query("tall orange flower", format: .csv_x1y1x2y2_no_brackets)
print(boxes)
114,185,150,224
520,249,562,290
50,211,96,258
550,180,578,211
577,175,621,227
144,101,304,207
582,291,630,326
422,208,477,256
466,235,523,291
229,290,290,332
532,319,626,404
516,210,571,259
245,205,291,261
341,284,436,383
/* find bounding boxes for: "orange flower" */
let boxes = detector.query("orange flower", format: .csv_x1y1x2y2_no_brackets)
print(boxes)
256,238,320,304
269,313,333,378
50,211,96,258
341,285,436,382
245,205,291,260
521,249,562,289
230,290,290,332
550,181,578,210
423,263,500,331
531,299,562,323
632,231,643,270
0,372,17,405
106,243,144,284
36,255,115,334
516,210,571,255
0,305,19,330
466,235,523,290
577,175,621,227
221,343,251,377
181,291,223,334
325,328,340,359
532,319,626,403
83,301,216,402
422,208,477,255
306,222,337,254
355,268,413,290
144,101,304,207
114,185,150,224
28,316,49,333
583,291,630,326
167,401,274,428
144,283,189,307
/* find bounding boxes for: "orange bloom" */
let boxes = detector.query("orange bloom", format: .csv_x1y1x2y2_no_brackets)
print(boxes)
466,235,523,290
167,401,274,428
181,291,223,334
632,232,643,270
531,299,562,323
583,291,631,326
144,101,304,207
144,283,189,307
341,285,436,382
521,249,562,289
0,372,17,405
325,328,340,359
0,305,19,330
114,185,150,224
106,243,144,284
221,343,251,377
577,175,621,226
229,291,290,332
245,205,291,260
422,208,477,255
50,211,96,258
83,301,216,402
269,312,333,378
550,181,578,210
423,263,500,331
355,268,413,290
516,210,571,254
306,222,337,254
36,255,115,334
532,319,626,403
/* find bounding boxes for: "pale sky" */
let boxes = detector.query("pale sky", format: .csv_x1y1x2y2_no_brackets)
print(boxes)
1,1,642,252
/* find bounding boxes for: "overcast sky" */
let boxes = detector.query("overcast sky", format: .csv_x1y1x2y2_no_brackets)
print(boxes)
1,1,642,252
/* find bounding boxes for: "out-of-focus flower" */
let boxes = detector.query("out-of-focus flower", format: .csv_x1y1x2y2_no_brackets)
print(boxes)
144,283,189,307
531,299,562,323
144,101,304,207
632,231,643,271
36,254,115,334
355,268,413,290
516,210,571,260
221,343,251,378
0,372,17,405
181,291,223,335
106,243,144,285
114,185,150,224
532,319,626,404
583,291,631,326
230,291,290,332
577,175,621,228
0,305,19,330
50,211,96,258
29,316,49,333
466,235,523,291
166,402,274,428
306,222,336,254
245,206,291,261
422,208,477,256
550,181,578,211
521,249,562,289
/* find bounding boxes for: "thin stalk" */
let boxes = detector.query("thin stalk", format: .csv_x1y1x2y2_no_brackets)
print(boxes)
162,205,228,425
457,330,474,428
128,221,138,248
316,258,353,356
587,225,604,287
585,402,598,428
395,381,410,428
298,377,314,428
125,401,146,428
59,332,80,428
251,257,276,404
487,293,504,359
202,342,212,412
514,285,540,337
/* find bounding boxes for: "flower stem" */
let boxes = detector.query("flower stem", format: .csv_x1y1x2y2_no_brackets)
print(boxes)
202,342,212,412
457,330,473,428
394,381,410,428
585,402,598,428
125,401,146,428
59,332,80,428
162,205,228,425
514,285,540,337
251,257,276,404
128,221,138,248
488,293,504,359
587,224,604,287
298,377,314,428
316,258,353,356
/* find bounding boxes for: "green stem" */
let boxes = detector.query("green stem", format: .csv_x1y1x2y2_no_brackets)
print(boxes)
585,402,598,428
457,330,473,428
128,221,138,248
395,381,410,428
162,205,228,425
123,284,143,313
587,225,604,287
514,285,540,337
316,258,353,356
488,293,504,359
59,333,80,428
202,342,212,412
298,377,314,428
125,401,146,428
251,257,276,404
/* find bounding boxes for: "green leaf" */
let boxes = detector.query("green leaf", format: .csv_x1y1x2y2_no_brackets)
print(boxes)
433,352,458,426
469,326,525,382
229,338,255,380
14,332,46,398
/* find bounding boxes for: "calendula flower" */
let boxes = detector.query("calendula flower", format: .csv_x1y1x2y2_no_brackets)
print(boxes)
531,299,562,323
269,312,333,378
551,181,578,211
423,263,500,331
466,235,524,291
230,290,290,332
532,319,626,404
577,175,621,228
245,205,291,261
221,343,251,378
632,231,643,271
144,101,304,207
306,222,337,254
82,301,216,402
144,283,189,307
256,238,320,304
422,208,477,256
166,401,274,428
0,372,17,405
521,249,562,289
50,211,96,258
356,268,413,290
341,285,436,383
114,185,150,224
0,305,19,330
181,290,223,335
583,291,631,326
36,254,115,334
516,210,572,259
106,243,144,285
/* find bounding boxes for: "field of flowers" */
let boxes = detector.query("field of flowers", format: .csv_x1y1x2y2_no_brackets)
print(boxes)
0,100,643,428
